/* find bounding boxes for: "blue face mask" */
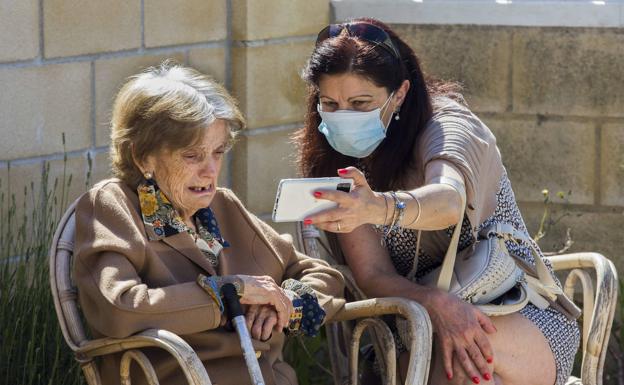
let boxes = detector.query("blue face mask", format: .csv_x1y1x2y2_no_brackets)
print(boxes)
317,93,394,158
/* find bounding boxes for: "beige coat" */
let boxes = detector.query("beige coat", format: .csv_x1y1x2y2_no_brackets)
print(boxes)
73,179,345,385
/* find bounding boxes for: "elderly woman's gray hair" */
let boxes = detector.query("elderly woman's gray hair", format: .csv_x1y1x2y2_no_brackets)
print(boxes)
110,62,245,187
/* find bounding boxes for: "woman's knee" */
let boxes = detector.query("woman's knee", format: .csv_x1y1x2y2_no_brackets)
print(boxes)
487,313,556,385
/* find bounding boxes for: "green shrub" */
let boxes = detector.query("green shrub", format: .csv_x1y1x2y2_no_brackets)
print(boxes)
0,160,83,385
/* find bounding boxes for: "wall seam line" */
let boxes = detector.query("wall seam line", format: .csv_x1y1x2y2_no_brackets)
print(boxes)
507,28,514,112
141,0,145,49
0,41,228,69
233,35,316,47
0,147,109,167
90,61,96,148
242,123,302,137
38,0,44,63
225,0,234,189
594,123,602,206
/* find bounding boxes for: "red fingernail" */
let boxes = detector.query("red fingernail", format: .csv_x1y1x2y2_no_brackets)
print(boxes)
313,191,322,198
486,357,493,364
484,373,491,381
338,168,348,175
472,377,480,384
446,372,453,380
303,219,312,225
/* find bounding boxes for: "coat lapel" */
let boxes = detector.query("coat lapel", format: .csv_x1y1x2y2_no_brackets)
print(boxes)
161,232,217,276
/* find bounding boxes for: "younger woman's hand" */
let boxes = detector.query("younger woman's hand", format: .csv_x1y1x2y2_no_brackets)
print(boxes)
304,167,385,233
235,275,293,331
426,291,497,383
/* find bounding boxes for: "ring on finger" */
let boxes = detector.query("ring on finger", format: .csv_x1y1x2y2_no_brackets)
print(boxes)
336,222,341,232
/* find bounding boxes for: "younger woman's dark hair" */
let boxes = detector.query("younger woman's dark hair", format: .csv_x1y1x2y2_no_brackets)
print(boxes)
294,17,461,191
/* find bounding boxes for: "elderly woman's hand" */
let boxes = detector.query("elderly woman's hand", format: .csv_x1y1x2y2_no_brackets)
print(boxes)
304,167,385,233
427,291,496,383
235,275,293,331
245,304,279,341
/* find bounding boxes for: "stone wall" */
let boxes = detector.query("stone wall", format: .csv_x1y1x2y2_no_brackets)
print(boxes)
0,0,328,238
392,24,624,272
2,2,622,276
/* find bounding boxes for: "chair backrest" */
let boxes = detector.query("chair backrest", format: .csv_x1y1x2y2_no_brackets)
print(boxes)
49,198,89,352
548,253,618,385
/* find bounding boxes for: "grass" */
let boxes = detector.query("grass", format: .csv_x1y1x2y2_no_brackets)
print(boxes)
0,157,84,385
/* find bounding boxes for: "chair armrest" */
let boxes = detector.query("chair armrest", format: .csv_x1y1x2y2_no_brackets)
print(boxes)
76,329,212,385
330,297,433,385
546,252,618,385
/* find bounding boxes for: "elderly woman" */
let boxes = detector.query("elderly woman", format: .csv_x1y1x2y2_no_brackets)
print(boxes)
73,63,345,385
295,18,579,385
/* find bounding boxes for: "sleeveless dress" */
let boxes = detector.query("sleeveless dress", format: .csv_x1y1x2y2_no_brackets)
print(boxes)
370,97,580,384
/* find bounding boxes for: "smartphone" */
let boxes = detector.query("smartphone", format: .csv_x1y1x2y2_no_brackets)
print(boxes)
272,177,354,222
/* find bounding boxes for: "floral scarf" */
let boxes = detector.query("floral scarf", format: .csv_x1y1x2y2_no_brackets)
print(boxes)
137,179,228,266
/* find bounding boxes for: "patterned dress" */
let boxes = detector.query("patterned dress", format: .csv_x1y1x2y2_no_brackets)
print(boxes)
382,172,580,385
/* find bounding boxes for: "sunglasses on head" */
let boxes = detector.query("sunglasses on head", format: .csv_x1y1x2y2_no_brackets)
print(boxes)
316,22,401,60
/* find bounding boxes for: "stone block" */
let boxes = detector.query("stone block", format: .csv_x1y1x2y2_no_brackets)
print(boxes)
217,151,231,189
0,62,91,159
47,154,90,204
0,161,43,220
231,41,312,128
484,117,595,205
393,24,512,113
519,202,624,277
601,123,624,207
0,0,38,62
91,151,112,186
231,0,329,41
512,28,624,118
231,129,298,214
44,0,140,57
94,53,185,147
144,0,226,47
188,47,227,85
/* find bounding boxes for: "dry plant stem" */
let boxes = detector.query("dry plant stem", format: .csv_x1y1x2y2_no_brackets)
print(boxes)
534,199,550,243
542,228,574,256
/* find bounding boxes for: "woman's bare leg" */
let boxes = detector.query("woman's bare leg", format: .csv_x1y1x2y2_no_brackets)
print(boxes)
400,312,556,385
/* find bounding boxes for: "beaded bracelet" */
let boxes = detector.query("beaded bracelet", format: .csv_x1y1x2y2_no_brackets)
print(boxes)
387,191,406,237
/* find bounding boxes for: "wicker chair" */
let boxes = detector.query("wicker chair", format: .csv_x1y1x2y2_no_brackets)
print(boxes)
295,223,618,385
50,198,433,385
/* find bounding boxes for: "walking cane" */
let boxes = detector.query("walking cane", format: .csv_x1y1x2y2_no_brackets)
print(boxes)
221,283,266,385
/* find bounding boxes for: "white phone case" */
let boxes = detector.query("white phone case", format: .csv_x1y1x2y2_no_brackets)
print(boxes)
272,178,354,222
